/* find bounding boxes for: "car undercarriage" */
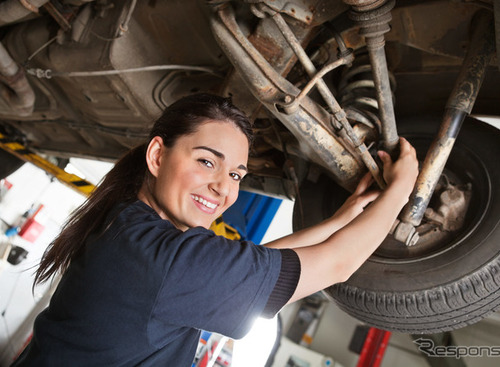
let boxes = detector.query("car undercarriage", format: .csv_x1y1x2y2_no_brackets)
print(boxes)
1,0,500,333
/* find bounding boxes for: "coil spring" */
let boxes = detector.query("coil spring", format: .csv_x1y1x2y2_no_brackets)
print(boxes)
337,49,396,136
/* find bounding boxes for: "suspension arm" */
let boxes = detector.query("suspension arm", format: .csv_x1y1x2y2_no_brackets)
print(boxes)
210,3,367,191
264,6,386,189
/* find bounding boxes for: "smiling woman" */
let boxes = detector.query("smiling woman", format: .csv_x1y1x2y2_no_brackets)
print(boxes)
11,93,419,367
138,121,249,230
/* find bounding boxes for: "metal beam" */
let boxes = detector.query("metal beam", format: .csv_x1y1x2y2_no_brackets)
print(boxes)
0,132,94,196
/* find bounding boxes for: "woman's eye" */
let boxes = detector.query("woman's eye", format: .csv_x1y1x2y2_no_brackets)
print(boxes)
199,159,213,168
230,172,242,181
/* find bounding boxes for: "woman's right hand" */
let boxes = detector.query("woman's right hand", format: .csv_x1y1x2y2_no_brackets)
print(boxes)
377,137,419,199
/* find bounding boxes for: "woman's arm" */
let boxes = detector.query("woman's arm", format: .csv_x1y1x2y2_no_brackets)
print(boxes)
264,172,380,250
283,138,419,304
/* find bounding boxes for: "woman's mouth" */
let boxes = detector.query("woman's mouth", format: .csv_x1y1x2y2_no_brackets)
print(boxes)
191,194,218,210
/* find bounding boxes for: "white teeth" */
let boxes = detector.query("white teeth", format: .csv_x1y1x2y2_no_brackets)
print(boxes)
191,195,217,209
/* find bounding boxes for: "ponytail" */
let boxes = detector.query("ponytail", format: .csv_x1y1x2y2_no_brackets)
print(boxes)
34,144,147,285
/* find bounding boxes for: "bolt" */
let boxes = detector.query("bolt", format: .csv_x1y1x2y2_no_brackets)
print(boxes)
392,220,419,246
406,231,420,246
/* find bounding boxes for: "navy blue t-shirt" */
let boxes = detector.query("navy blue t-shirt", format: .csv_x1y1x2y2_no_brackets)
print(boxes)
13,201,300,366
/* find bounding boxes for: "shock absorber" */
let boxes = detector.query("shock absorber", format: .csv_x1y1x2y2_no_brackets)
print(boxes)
342,0,399,154
399,10,495,229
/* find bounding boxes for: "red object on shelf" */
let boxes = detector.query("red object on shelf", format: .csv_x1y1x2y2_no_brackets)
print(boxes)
18,218,45,242
356,327,392,367
2,179,13,190
18,204,45,243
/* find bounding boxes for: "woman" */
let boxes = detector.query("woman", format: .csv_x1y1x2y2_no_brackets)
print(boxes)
13,93,418,366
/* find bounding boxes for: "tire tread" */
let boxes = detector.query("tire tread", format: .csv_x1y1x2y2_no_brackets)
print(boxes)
328,258,500,333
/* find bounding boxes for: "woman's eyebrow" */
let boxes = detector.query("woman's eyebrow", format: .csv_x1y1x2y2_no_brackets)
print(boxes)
194,146,248,171
194,146,224,158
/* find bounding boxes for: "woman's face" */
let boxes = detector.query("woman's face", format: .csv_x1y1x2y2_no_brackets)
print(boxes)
143,120,249,231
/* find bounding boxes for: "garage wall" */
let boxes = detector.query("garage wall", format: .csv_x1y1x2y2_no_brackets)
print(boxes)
0,163,88,365
0,158,114,365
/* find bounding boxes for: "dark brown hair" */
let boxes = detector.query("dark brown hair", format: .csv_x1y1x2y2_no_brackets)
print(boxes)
35,93,252,285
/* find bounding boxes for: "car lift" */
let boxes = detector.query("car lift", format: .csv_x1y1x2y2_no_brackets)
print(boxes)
356,327,391,367
0,132,94,196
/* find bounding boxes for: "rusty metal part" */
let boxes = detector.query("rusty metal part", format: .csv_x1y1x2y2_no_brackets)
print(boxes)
391,176,472,247
0,0,49,26
118,0,137,36
210,4,366,191
446,14,496,114
260,5,346,122
257,4,386,189
42,2,71,32
248,0,349,27
400,110,467,230
346,0,399,154
399,10,495,231
416,182,472,247
424,179,472,232
19,0,39,13
250,0,314,24
390,219,419,246
282,52,355,112
0,42,35,116
338,55,395,137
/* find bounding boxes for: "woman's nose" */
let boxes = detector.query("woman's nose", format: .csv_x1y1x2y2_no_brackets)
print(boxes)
210,173,230,197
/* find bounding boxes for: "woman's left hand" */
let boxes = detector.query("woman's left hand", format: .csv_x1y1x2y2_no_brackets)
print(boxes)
329,172,381,229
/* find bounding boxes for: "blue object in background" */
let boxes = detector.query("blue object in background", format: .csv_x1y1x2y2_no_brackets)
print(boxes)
222,191,282,244
5,226,19,237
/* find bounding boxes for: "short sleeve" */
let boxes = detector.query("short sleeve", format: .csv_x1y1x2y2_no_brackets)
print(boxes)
148,227,286,339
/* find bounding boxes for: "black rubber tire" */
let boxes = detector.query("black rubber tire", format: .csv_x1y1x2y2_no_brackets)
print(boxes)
0,149,24,179
293,116,500,334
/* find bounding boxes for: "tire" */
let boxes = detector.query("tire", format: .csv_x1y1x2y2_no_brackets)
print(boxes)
293,116,500,334
0,149,24,179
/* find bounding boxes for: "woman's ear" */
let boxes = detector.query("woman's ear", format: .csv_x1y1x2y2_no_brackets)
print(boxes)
145,136,164,178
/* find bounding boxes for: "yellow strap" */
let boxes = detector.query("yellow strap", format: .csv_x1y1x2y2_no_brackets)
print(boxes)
209,218,241,240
